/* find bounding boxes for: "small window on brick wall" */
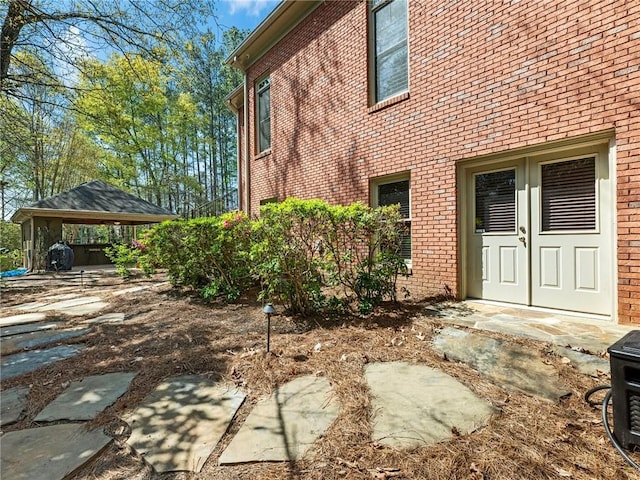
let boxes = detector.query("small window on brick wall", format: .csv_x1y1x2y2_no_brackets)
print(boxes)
260,197,278,206
372,175,411,264
256,76,271,153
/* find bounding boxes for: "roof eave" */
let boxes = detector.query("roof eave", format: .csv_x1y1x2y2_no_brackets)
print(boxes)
11,207,178,225
225,0,323,71
225,84,244,112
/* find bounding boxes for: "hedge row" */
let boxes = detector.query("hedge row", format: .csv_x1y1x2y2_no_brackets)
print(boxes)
106,198,409,315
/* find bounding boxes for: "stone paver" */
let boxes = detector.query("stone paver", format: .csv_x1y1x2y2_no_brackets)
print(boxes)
35,372,137,421
364,362,496,449
2,328,90,355
553,346,610,376
432,327,571,401
126,375,245,473
0,321,61,337
112,286,151,296
64,302,109,316
0,424,111,480
1,386,29,425
52,293,81,300
0,344,86,381
432,301,633,354
0,312,46,327
83,313,125,324
12,302,50,311
219,375,340,464
37,296,103,312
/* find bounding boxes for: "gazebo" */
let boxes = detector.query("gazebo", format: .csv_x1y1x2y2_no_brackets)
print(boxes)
11,180,177,270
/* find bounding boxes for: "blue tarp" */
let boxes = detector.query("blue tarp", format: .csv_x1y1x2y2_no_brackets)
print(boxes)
0,268,27,278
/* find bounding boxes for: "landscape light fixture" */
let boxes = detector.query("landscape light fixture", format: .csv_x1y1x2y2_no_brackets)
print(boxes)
263,303,275,352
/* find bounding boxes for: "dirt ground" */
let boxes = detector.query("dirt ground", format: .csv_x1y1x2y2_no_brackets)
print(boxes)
0,270,637,480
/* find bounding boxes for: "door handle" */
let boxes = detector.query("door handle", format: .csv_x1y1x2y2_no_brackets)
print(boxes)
518,236,527,247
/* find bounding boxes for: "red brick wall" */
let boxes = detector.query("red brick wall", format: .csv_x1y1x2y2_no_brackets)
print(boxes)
240,0,640,323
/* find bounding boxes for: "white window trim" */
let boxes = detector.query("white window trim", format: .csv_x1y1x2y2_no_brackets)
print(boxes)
371,172,412,267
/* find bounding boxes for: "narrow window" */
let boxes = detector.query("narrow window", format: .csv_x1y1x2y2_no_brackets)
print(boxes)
375,177,411,263
256,76,271,153
371,0,408,103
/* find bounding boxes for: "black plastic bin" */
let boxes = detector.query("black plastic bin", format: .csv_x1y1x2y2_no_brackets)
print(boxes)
609,330,640,449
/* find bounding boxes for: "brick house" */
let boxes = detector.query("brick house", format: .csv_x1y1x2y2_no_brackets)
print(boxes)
226,0,640,324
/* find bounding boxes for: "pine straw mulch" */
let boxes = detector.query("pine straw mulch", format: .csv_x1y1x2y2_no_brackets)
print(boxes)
0,272,637,480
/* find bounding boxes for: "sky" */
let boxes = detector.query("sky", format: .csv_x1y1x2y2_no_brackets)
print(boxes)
215,0,281,33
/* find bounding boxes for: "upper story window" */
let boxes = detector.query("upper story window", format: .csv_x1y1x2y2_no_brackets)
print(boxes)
370,0,408,104
256,76,271,153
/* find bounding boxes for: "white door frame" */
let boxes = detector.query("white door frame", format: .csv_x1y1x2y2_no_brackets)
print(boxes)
457,131,617,319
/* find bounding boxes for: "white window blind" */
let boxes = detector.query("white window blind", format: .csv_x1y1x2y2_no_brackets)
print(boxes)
541,157,596,231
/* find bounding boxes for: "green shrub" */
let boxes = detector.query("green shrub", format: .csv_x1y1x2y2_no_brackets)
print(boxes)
142,212,253,301
111,200,409,314
0,221,23,272
0,249,22,272
251,198,408,315
251,198,331,315
322,202,408,314
137,220,185,280
104,240,146,278
0,221,21,250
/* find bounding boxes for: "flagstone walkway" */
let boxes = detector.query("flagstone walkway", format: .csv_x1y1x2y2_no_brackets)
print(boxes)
1,288,634,478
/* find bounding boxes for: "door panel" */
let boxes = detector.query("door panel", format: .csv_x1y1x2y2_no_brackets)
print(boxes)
539,247,561,288
530,144,611,315
500,246,518,284
466,160,528,305
575,247,598,291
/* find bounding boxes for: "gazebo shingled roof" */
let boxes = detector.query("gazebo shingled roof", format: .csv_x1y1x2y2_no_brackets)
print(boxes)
11,180,177,225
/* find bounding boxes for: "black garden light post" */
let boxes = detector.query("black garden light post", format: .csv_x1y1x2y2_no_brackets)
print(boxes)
263,303,275,352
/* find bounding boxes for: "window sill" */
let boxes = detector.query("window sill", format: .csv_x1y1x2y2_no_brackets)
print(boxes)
368,91,410,114
253,149,272,160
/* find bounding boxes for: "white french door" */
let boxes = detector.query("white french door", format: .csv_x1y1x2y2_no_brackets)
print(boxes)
465,143,612,316
466,160,529,305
